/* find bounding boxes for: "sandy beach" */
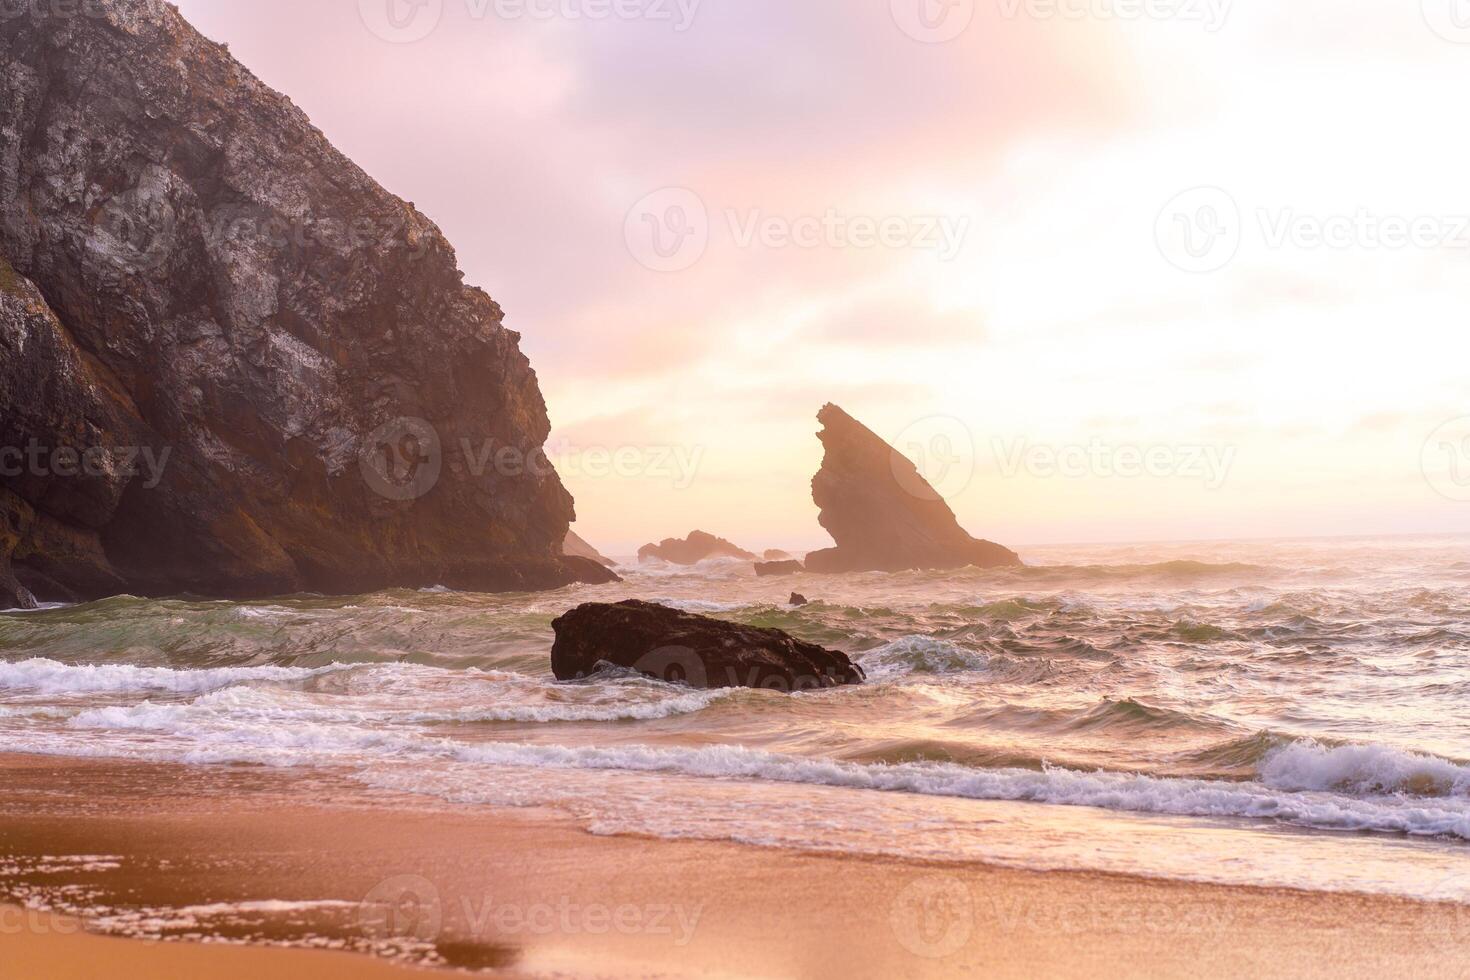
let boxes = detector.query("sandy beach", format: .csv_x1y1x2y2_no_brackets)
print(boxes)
0,754,1465,979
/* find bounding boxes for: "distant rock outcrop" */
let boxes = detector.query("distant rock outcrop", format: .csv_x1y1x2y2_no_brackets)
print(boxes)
0,2,615,607
637,531,756,565
551,600,864,690
804,405,1020,573
763,550,794,561
755,560,804,578
564,530,616,568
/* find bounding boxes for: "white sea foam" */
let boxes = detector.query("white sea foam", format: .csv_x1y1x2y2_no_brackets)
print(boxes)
173,900,358,916
653,598,750,614
0,602,70,614
88,899,359,936
21,702,1470,841
0,658,344,696
856,635,992,679
410,691,731,724
59,680,730,728
1260,740,1470,798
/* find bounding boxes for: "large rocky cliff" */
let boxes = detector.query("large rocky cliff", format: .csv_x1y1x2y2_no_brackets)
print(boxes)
0,0,613,607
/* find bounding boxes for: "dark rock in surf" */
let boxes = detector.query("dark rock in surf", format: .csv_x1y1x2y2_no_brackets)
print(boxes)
0,3,610,607
637,531,756,565
551,600,863,691
804,404,1021,574
755,560,804,577
789,593,809,607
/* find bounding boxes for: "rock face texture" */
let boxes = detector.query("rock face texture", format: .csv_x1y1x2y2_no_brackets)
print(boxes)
0,1,614,606
563,530,616,568
551,600,864,691
637,531,756,565
763,549,793,561
755,560,803,578
804,405,1020,573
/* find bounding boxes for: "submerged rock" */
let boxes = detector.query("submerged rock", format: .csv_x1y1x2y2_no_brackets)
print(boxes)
551,600,863,691
755,560,804,577
0,3,609,606
564,530,617,568
804,405,1020,574
637,531,756,565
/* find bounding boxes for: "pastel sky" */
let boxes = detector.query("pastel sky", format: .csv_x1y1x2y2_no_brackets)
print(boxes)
175,0,1470,554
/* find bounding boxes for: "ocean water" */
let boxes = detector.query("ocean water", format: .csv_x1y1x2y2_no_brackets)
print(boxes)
2,535,1469,905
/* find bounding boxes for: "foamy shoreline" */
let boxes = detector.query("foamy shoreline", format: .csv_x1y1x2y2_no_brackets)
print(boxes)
0,754,1465,979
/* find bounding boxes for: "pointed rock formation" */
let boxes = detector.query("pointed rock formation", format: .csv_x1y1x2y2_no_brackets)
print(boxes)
551,600,863,690
637,531,756,565
0,2,615,606
564,530,616,568
804,405,1020,573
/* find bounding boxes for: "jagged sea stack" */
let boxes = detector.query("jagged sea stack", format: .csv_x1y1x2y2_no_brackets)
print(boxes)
804,404,1021,573
0,1,616,607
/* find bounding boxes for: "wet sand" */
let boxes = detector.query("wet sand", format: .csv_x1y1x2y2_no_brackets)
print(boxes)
0,754,1466,979
1,907,434,979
